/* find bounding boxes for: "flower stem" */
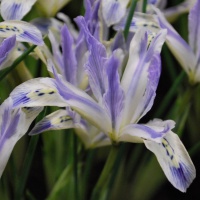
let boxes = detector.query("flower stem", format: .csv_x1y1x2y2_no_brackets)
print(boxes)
73,134,79,200
142,0,148,13
91,145,119,200
15,107,47,199
124,0,139,40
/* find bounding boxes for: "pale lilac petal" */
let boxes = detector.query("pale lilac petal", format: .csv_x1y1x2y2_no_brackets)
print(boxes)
61,25,77,84
51,61,112,133
121,29,166,125
75,16,107,102
144,131,196,192
120,119,175,143
188,0,200,61
154,7,196,80
0,21,44,45
114,12,159,33
29,108,80,135
31,18,52,35
0,98,43,177
1,0,37,20
48,31,63,70
131,54,161,122
10,78,67,107
103,53,124,135
102,0,129,26
0,35,16,70
164,0,196,22
75,35,88,88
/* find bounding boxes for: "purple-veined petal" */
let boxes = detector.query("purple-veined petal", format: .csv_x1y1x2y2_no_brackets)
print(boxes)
29,108,80,135
75,16,107,102
0,35,16,70
61,25,77,85
102,0,129,27
75,34,89,89
121,28,166,126
0,21,44,45
132,54,161,123
103,53,124,138
144,131,196,192
57,13,79,40
154,7,196,81
10,77,67,108
0,97,43,177
188,0,200,66
114,12,160,34
48,31,63,70
120,119,175,143
1,0,37,20
50,60,112,133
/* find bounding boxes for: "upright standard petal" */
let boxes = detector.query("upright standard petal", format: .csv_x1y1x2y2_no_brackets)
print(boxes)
75,16,107,102
103,53,124,139
102,0,129,26
188,0,200,61
1,0,37,20
0,21,44,45
0,35,16,70
61,25,77,85
144,131,196,192
0,98,43,177
121,29,166,126
154,7,196,81
10,78,67,107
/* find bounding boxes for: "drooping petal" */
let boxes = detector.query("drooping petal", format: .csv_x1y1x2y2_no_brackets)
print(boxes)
121,28,166,126
61,25,77,84
0,21,44,45
10,77,67,107
29,108,80,135
0,35,16,70
144,131,196,192
50,60,112,134
103,53,124,137
188,0,200,65
120,119,175,143
154,7,196,81
1,0,37,20
114,12,160,34
75,16,107,102
0,97,43,177
102,0,129,27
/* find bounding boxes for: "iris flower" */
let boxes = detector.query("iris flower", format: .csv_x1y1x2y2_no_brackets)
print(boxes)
0,97,43,177
153,0,200,84
9,15,195,191
0,0,43,46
